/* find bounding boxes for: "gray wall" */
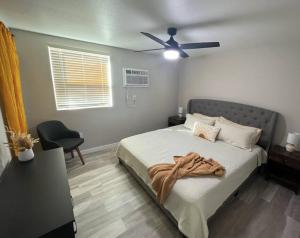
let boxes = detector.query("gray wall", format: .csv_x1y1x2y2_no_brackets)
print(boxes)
178,41,300,146
0,108,11,175
12,29,179,150
12,29,300,150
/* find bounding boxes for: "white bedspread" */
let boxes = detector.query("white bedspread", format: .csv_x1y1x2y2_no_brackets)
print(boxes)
116,125,266,238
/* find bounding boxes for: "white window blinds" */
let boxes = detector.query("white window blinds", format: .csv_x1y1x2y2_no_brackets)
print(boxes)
48,47,112,110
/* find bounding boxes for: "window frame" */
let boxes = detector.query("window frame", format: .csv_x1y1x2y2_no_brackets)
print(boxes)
48,46,113,111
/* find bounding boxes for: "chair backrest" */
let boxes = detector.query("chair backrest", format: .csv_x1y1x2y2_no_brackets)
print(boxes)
37,120,68,141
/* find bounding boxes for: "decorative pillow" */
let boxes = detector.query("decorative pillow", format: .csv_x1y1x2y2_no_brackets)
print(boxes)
215,118,262,151
193,113,218,125
184,114,214,130
193,121,221,142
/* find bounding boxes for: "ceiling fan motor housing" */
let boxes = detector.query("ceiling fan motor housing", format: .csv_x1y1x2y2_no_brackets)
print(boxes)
166,37,178,48
167,27,177,36
166,28,178,48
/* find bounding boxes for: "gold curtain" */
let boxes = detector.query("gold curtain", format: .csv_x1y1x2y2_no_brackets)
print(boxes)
0,22,28,136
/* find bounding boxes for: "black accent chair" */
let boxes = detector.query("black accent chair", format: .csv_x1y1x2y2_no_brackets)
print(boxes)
37,120,85,165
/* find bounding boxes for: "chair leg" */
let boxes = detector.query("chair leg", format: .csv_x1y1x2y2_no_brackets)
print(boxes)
71,150,74,158
75,147,85,165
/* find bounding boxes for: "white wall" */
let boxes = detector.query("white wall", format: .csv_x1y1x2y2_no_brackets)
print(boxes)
178,41,300,145
0,108,11,175
12,29,180,150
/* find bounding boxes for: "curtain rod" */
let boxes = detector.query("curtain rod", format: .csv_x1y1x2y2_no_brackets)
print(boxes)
9,28,15,37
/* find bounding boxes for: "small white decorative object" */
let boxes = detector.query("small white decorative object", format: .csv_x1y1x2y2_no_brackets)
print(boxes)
178,107,183,118
18,148,34,162
286,132,300,152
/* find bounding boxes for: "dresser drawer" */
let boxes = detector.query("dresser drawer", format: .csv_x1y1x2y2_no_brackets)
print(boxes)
285,158,300,170
269,153,300,170
269,154,285,164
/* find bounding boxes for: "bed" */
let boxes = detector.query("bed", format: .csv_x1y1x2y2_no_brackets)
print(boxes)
117,99,278,238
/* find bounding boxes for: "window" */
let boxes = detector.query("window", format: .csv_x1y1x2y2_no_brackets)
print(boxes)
48,47,112,110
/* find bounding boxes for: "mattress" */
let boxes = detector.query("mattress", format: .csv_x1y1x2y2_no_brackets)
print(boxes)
116,125,266,238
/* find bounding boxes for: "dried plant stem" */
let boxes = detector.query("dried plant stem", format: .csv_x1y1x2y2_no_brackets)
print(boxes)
4,126,39,152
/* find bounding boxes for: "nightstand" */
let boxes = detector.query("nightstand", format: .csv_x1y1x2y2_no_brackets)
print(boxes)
168,115,186,127
266,145,300,194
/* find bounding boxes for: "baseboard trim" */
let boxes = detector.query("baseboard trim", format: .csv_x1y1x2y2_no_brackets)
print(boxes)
80,142,119,155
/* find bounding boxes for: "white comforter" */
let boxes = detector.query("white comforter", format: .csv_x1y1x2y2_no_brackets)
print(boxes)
116,125,266,238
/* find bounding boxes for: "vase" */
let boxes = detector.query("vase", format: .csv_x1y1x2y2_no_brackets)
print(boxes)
18,148,34,162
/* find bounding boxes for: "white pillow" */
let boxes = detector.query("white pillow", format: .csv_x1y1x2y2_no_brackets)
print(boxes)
193,121,221,142
193,113,218,125
215,118,262,151
219,117,262,145
184,114,214,130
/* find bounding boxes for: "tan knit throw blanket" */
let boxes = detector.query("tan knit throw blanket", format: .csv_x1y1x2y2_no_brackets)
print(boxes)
148,152,225,204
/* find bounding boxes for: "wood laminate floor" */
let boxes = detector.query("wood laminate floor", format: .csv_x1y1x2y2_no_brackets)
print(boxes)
67,148,300,238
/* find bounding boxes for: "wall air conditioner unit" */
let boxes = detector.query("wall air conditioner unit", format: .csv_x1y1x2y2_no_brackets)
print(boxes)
123,68,149,87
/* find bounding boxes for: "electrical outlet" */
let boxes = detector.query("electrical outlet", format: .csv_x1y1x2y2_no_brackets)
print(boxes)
132,95,137,105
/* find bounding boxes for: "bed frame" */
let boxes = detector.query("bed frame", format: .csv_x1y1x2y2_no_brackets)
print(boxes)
120,159,258,235
119,99,278,236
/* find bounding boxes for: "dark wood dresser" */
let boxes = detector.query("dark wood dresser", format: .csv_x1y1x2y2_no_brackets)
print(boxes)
0,148,75,238
266,145,300,194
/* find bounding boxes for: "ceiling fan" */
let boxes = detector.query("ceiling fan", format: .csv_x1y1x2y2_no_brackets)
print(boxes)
137,27,220,60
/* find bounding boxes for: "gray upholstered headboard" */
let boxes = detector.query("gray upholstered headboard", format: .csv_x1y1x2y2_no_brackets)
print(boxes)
188,99,278,152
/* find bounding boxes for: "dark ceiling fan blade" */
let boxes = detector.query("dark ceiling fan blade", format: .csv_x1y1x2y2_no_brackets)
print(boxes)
178,48,189,58
180,42,220,49
134,48,165,52
141,32,170,47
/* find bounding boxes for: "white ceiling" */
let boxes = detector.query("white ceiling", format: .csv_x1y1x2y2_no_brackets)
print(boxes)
1,0,300,57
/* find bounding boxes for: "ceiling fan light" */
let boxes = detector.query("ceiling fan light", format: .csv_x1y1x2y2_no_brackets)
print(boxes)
163,49,179,60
